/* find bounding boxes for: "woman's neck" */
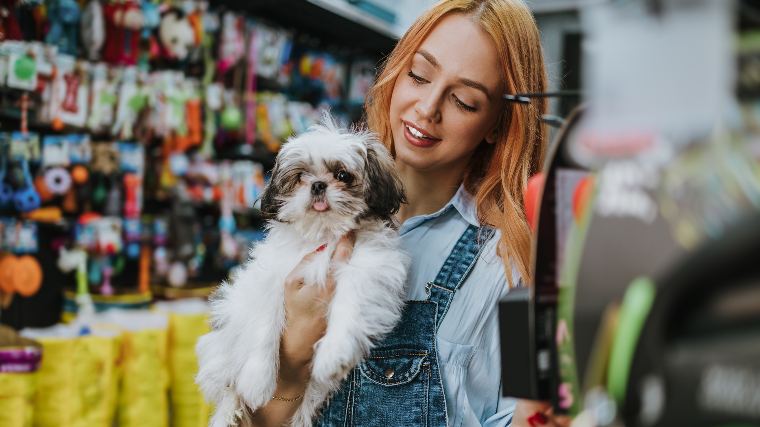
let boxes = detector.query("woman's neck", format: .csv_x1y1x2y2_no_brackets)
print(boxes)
396,162,465,224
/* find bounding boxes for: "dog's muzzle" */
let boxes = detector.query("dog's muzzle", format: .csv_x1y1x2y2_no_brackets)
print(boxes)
311,181,327,196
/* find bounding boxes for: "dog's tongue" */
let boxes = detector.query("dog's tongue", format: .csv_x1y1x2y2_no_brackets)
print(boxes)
313,200,329,212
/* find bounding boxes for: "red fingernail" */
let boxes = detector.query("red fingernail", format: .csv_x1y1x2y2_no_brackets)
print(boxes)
527,411,548,426
316,244,327,252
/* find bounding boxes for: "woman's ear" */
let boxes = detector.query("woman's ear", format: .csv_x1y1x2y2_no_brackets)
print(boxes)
485,126,499,144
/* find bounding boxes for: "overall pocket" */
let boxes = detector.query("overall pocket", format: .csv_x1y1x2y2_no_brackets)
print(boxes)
355,348,431,427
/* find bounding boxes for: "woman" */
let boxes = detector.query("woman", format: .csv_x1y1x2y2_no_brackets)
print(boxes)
251,0,562,425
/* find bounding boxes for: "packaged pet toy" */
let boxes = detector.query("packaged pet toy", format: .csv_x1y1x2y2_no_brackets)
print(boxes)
196,115,409,427
45,0,80,56
80,0,105,61
158,8,195,61
103,0,143,66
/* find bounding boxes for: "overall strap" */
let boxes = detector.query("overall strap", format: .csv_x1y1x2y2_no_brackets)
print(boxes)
426,224,496,330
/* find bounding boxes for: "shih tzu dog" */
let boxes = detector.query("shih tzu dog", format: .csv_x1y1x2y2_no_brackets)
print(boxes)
195,115,409,427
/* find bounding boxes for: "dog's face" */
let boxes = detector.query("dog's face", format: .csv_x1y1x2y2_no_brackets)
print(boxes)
260,117,405,240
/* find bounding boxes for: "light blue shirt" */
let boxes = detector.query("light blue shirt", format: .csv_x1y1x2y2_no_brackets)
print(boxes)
399,184,518,427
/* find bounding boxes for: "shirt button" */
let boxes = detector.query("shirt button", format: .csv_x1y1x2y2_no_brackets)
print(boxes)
384,368,395,379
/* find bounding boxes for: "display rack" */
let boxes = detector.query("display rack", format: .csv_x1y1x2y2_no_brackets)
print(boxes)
222,0,399,53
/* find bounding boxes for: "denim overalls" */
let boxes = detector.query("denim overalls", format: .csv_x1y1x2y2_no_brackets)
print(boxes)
315,225,495,426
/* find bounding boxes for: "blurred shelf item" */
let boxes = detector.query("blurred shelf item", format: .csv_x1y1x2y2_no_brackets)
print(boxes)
151,284,217,300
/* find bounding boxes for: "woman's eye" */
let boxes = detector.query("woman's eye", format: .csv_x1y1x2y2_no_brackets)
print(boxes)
453,95,477,113
335,170,352,183
407,70,428,85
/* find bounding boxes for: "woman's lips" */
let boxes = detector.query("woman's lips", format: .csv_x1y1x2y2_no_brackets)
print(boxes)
402,122,441,148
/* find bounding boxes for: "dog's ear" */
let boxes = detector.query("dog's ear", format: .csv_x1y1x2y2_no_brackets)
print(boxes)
364,138,406,221
259,160,284,220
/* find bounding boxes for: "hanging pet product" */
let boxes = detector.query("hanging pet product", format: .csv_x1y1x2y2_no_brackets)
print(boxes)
103,0,143,66
122,173,142,260
42,167,72,196
57,247,94,333
220,89,242,133
41,135,69,168
158,8,195,62
80,0,105,61
9,93,41,213
39,135,72,198
216,11,244,74
98,220,122,296
45,0,80,56
0,252,43,306
13,155,40,213
87,64,118,133
245,22,257,146
51,58,89,128
0,154,13,211
111,67,144,139
6,47,37,91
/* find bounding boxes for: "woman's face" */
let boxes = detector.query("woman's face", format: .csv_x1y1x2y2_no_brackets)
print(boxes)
389,13,504,175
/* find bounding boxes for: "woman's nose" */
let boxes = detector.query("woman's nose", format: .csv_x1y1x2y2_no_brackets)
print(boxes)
415,89,442,123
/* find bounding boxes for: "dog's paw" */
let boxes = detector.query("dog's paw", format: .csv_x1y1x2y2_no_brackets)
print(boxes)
311,344,355,386
209,390,243,427
236,356,277,409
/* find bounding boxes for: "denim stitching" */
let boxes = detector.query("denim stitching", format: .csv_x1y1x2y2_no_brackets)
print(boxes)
366,352,428,359
432,316,449,427
359,354,426,386
423,361,430,427
344,369,353,427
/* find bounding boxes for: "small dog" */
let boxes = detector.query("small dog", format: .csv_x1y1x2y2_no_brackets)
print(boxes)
195,116,409,427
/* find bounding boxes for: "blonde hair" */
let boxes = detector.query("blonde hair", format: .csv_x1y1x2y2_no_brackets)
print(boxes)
365,0,548,286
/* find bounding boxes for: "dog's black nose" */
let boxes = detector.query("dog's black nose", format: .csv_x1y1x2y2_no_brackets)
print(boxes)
311,181,327,195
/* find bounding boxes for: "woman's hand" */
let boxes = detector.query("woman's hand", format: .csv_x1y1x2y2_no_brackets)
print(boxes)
279,233,355,385
512,399,572,427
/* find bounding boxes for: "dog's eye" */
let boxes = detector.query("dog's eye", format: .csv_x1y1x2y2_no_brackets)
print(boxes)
335,170,352,183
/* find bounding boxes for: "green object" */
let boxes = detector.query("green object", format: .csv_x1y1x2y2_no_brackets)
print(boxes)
556,174,595,416
76,260,88,296
607,277,657,403
221,106,243,131
100,93,118,106
93,182,107,205
13,55,36,80
113,255,125,275
128,94,148,112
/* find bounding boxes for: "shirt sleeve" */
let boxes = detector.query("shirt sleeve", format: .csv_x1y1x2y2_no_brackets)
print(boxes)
482,386,516,426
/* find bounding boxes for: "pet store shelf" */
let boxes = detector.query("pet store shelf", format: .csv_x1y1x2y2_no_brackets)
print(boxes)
222,0,399,53
529,0,582,13
305,0,399,38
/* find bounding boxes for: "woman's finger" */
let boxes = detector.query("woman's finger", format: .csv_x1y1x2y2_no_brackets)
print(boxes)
318,232,356,298
285,244,328,292
331,231,355,263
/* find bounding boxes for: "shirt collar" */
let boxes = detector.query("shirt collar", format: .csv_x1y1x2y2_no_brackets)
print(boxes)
399,184,480,235
450,184,480,227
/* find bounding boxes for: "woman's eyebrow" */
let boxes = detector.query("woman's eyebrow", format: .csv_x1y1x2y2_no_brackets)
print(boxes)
458,77,491,101
415,49,492,101
417,49,440,68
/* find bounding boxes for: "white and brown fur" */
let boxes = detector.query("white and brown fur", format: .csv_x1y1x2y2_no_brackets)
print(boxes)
195,115,409,427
